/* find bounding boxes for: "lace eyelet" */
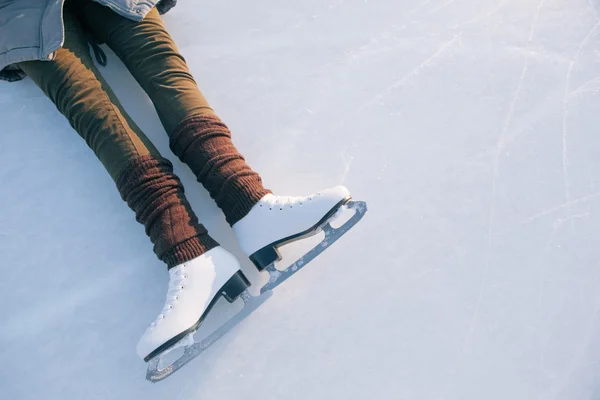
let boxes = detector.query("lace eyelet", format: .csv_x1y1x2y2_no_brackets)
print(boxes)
183,274,188,278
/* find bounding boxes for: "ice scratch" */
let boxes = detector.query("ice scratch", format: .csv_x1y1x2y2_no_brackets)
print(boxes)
361,34,461,110
516,191,600,225
529,0,547,42
315,0,434,71
588,0,600,23
437,56,530,400
561,22,600,233
452,0,509,29
323,34,461,136
535,222,560,400
568,75,600,98
541,285,600,399
428,0,456,15
437,5,547,390
339,150,355,184
498,61,530,151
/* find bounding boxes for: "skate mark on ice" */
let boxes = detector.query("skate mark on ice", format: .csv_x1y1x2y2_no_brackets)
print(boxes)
568,3,600,191
451,0,509,29
509,191,600,227
321,32,389,68
339,148,354,184
437,19,547,390
344,44,396,63
327,0,346,10
529,0,547,42
428,0,457,16
407,268,441,283
305,0,443,135
568,75,600,98
535,221,561,399
588,0,600,23
314,0,434,71
537,221,560,309
289,0,361,30
466,57,530,365
322,34,461,137
1,267,135,341
539,289,600,399
438,54,530,400
498,60,530,151
361,34,461,110
534,211,594,399
561,22,600,233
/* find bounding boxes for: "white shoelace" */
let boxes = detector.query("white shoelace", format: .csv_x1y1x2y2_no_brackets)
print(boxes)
261,194,316,209
150,266,187,327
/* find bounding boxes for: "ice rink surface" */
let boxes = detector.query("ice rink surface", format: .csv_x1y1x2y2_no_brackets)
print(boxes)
3,0,600,399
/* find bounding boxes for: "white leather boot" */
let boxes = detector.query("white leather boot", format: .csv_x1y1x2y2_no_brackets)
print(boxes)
136,247,250,361
233,186,351,270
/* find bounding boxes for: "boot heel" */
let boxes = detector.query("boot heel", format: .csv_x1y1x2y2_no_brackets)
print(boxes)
222,271,251,303
249,246,281,271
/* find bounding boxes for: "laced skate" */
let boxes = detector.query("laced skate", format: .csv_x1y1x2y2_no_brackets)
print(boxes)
233,186,368,293
143,247,269,382
145,186,367,382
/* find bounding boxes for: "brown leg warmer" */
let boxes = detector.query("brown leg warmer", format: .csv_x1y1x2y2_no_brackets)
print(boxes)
169,114,271,226
116,155,219,268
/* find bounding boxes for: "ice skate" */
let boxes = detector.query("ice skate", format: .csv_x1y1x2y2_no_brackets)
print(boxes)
140,247,270,382
145,188,367,382
233,186,368,292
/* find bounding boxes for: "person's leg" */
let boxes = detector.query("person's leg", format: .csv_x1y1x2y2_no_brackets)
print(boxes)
72,2,271,226
18,6,218,269
70,3,355,301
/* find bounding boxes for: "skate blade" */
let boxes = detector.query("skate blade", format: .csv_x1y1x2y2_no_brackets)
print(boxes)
145,289,273,383
260,200,367,294
144,200,367,382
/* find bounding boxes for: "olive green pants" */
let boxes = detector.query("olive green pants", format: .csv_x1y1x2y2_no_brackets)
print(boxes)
19,1,214,181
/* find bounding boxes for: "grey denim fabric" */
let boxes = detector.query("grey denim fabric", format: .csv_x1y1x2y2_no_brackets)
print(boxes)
0,0,176,82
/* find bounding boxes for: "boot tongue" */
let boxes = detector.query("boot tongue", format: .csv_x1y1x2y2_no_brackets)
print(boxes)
257,193,277,207
169,264,182,275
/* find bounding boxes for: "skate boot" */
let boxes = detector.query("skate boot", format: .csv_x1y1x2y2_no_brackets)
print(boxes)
144,187,367,382
233,186,367,292
136,247,250,362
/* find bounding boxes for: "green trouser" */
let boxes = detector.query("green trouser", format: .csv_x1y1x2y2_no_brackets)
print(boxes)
17,0,269,267
19,1,213,180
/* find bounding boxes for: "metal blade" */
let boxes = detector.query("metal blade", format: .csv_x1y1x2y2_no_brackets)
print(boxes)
146,289,273,382
260,200,368,294
145,200,367,382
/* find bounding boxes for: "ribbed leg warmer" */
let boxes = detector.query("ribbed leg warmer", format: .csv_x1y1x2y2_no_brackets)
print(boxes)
115,155,218,268
169,114,271,225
